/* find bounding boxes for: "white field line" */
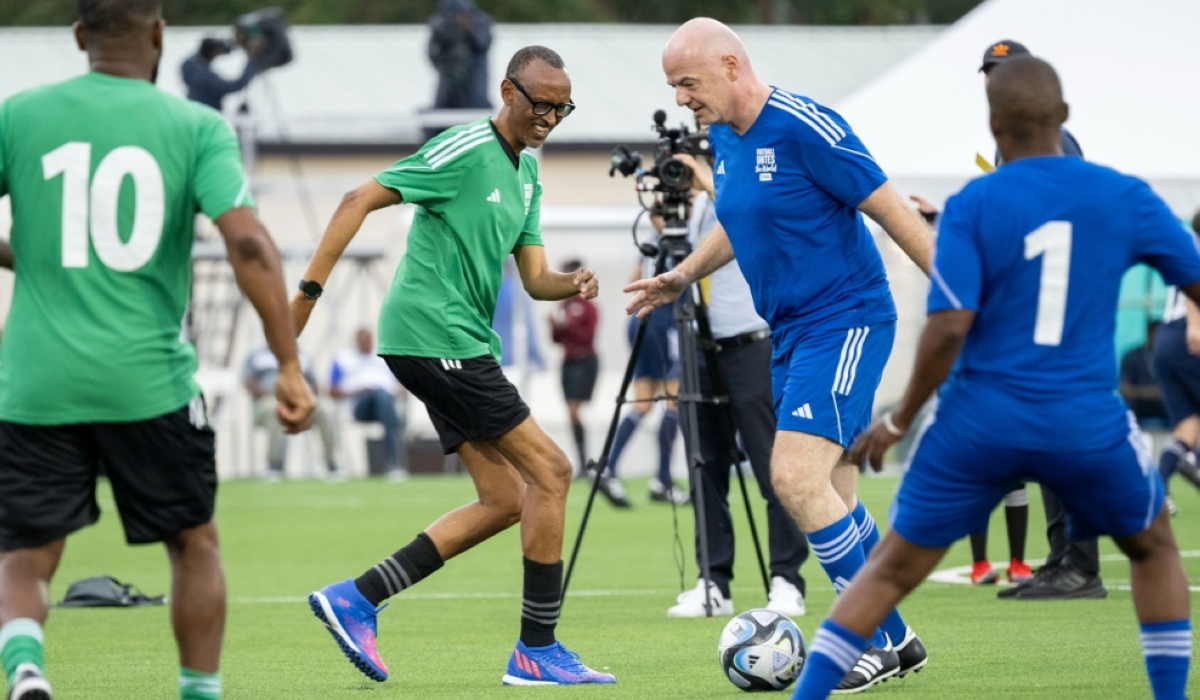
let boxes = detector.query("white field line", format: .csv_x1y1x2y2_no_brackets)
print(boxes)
927,550,1200,592
234,588,682,604
234,550,1200,604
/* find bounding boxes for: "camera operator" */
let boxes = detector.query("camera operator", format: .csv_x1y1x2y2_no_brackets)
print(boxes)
662,148,810,618
427,0,494,110
181,36,263,112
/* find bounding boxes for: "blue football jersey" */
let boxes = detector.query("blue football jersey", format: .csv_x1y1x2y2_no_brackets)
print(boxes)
930,156,1200,450
709,89,894,341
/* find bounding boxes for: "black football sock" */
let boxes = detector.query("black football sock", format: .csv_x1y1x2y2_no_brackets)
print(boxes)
571,420,587,473
354,532,444,607
969,530,988,564
1005,504,1029,562
520,558,563,648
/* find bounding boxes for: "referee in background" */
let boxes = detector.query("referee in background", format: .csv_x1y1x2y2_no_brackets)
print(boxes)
911,39,1104,601
664,161,810,619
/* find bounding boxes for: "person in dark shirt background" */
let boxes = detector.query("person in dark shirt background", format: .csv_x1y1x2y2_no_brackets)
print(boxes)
428,0,493,110
550,259,599,478
181,37,262,112
1121,321,1168,424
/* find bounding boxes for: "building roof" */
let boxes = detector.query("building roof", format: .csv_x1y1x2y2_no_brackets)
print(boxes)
0,24,940,146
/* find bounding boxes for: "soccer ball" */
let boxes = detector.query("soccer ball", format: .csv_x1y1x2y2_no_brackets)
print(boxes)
717,609,806,691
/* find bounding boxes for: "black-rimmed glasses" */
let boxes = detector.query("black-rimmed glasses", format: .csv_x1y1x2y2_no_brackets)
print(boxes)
508,77,576,119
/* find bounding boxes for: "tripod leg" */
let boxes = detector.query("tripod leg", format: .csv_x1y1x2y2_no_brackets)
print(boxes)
562,311,653,601
672,290,714,617
733,456,772,599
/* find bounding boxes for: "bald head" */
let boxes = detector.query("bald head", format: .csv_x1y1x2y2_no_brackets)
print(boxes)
663,18,768,132
664,18,748,68
987,56,1068,153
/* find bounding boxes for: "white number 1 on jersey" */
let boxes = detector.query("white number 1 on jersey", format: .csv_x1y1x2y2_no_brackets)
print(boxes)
42,142,165,272
1024,221,1072,347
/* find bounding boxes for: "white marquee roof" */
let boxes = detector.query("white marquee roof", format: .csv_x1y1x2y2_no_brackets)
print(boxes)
837,0,1200,213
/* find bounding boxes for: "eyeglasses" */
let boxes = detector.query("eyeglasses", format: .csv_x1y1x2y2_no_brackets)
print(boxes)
508,77,576,119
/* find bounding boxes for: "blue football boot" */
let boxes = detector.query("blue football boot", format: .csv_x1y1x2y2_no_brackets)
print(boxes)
308,579,389,682
502,639,616,685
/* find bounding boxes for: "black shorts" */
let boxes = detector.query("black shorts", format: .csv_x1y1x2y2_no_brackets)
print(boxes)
0,397,217,550
561,355,599,402
383,355,530,454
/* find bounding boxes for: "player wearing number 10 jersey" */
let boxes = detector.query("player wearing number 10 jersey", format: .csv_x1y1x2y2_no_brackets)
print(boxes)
794,58,1198,700
0,2,313,700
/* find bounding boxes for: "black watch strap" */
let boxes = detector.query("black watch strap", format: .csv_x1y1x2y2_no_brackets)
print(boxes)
298,279,324,299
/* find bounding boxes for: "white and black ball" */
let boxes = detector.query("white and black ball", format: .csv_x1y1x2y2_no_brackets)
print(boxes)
717,609,806,691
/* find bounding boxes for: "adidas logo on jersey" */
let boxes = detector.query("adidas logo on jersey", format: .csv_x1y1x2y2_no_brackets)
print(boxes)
715,161,725,175
791,403,813,419
486,189,501,203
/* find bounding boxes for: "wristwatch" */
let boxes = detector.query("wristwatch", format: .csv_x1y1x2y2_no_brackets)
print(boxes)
298,279,324,300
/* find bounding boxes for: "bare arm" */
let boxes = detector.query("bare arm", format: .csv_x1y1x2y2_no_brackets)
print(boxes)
215,207,315,433
0,238,11,270
848,309,975,471
513,245,598,301
1180,282,1200,355
292,179,401,335
858,182,934,275
623,221,735,318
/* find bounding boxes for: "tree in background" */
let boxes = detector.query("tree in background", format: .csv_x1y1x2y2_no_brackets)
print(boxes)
0,0,984,25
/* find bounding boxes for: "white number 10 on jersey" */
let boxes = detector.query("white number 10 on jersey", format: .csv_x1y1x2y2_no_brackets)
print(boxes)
42,142,165,272
1024,221,1072,347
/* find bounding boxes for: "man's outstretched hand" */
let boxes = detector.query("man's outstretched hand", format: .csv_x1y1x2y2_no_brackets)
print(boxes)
623,270,689,318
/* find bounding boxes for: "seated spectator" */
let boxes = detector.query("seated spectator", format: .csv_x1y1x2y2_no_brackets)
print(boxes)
332,329,408,478
243,348,340,480
1121,321,1168,424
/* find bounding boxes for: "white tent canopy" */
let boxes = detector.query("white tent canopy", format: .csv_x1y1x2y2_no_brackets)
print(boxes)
838,0,1200,215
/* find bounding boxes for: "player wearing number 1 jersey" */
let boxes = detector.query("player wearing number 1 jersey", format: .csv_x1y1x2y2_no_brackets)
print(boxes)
0,3,314,700
795,58,1198,700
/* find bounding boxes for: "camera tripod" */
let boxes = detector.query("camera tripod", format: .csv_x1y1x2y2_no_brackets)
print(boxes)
562,226,772,618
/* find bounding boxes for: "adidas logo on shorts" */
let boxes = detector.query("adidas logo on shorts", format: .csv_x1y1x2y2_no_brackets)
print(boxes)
791,403,813,419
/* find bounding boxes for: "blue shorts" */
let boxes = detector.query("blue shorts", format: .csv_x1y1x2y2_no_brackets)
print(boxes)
1153,322,1200,427
892,411,1164,548
628,306,679,381
772,322,895,447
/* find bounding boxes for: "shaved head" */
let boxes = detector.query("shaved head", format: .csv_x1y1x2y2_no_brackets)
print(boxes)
987,56,1068,149
663,17,748,69
662,18,769,132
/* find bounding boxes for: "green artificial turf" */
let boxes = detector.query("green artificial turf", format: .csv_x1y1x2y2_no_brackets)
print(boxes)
17,473,1200,698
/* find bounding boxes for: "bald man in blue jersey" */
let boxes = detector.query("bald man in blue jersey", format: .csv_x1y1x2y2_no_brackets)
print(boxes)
627,17,934,692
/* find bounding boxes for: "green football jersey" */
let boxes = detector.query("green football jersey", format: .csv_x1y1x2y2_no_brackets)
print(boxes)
0,72,253,425
374,118,543,361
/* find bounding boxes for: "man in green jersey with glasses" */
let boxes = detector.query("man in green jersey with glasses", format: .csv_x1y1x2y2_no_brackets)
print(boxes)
296,45,615,687
0,2,315,699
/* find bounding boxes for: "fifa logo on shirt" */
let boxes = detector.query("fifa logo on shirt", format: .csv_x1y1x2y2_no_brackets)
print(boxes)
755,148,776,182
524,183,534,214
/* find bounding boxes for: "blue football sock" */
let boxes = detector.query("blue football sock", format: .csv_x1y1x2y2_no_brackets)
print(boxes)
850,500,909,646
1141,619,1191,699
657,408,679,484
807,513,887,648
792,619,869,699
606,411,643,476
